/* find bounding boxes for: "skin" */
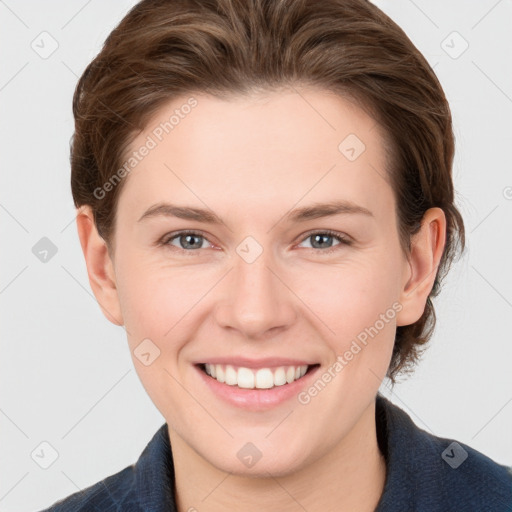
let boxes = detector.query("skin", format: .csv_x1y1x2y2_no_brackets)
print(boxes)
76,87,446,511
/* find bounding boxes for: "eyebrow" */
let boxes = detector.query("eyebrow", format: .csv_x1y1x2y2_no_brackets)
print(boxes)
137,200,374,224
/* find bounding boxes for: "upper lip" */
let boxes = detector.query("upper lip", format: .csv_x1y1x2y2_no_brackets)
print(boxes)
195,357,318,369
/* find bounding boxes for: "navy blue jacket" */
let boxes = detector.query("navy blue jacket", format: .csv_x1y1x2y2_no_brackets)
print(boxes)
37,394,512,511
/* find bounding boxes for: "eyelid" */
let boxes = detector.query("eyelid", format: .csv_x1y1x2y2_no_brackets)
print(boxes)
159,229,215,248
159,228,352,253
298,228,352,244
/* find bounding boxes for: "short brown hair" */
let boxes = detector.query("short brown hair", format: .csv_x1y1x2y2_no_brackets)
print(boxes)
71,0,465,382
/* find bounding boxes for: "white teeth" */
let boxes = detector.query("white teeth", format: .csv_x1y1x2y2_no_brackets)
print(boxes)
237,367,255,389
255,368,274,389
273,367,287,386
203,363,310,389
225,365,237,385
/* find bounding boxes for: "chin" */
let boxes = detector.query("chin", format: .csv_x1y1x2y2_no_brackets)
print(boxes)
202,437,315,479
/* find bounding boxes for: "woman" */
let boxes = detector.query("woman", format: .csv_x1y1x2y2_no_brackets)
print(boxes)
39,0,512,510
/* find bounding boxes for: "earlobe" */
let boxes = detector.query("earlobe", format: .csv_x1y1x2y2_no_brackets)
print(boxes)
396,207,446,327
76,205,124,326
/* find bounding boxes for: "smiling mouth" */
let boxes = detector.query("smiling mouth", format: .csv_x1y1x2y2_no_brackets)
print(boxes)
197,363,320,390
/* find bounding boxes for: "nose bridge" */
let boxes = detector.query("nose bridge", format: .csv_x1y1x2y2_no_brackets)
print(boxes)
235,244,275,298
215,234,295,338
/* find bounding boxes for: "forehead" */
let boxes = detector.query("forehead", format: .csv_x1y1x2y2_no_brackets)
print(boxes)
116,87,394,225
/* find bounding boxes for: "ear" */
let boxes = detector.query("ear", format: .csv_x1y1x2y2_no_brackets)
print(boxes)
396,207,447,326
75,205,124,326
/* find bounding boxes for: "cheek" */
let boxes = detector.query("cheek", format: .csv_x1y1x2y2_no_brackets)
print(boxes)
115,237,403,352
115,248,209,337
114,259,198,411
299,255,401,373
305,259,399,328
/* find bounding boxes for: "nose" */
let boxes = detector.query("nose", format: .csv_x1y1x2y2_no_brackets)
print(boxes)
214,245,297,339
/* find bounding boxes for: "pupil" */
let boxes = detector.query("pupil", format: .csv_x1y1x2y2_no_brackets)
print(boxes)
313,234,332,248
183,234,201,249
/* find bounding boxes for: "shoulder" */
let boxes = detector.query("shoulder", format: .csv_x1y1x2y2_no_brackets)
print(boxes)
35,465,139,512
35,423,174,511
376,394,512,512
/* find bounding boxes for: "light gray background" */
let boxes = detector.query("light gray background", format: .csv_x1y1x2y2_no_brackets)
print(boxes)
1,0,511,510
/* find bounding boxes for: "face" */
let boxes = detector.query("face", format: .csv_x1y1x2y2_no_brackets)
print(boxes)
87,87,430,476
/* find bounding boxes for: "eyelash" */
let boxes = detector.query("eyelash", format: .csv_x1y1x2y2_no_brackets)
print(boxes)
158,229,353,255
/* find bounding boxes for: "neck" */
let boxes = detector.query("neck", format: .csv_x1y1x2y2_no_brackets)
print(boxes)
170,399,386,512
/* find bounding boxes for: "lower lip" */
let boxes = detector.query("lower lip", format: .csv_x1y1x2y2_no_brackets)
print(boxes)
195,364,320,411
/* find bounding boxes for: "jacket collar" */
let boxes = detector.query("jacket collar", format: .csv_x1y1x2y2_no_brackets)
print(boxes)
134,421,176,511
375,393,512,511
132,394,512,511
